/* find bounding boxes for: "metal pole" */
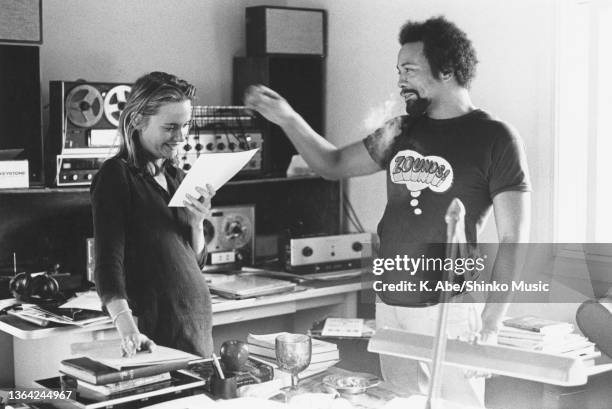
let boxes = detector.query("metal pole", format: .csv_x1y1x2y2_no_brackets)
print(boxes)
425,198,466,409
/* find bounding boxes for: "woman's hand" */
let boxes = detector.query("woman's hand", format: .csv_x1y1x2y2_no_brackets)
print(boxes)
184,183,215,228
121,332,156,357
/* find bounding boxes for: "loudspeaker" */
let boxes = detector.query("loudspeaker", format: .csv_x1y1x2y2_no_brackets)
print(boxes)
0,44,43,183
0,0,42,44
233,56,324,176
246,6,326,57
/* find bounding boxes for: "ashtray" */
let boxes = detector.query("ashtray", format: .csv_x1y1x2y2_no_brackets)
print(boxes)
322,372,380,394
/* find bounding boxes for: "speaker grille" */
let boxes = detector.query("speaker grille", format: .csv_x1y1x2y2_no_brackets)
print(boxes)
0,0,42,43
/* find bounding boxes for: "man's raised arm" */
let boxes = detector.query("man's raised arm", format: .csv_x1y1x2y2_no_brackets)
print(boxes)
245,84,388,180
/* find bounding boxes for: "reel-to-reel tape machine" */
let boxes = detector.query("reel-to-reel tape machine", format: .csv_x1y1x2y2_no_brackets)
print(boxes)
47,81,131,186
202,205,255,272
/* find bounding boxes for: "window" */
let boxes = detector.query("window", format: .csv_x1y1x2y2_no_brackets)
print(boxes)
555,0,612,249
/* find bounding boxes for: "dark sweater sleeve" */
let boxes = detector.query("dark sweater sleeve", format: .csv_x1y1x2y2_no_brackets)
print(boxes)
173,166,208,269
90,159,130,306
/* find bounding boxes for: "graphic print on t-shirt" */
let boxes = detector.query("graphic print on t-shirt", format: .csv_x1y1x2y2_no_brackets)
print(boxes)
389,149,454,215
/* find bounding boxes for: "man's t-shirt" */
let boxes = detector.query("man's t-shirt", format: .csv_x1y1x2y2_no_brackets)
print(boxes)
363,109,531,306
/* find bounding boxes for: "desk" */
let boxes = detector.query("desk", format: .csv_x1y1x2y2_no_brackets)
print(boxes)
0,280,367,388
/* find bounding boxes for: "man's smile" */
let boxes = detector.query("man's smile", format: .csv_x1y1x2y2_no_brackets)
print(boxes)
400,88,420,102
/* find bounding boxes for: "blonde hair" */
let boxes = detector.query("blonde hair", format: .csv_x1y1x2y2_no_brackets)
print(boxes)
116,72,195,174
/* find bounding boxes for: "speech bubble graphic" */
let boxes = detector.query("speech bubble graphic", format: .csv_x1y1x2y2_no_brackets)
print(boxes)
390,149,454,194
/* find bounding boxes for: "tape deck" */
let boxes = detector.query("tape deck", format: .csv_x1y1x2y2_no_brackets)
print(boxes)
203,205,255,272
46,81,131,186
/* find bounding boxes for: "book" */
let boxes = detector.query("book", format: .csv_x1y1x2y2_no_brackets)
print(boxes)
76,373,171,396
249,354,339,380
499,326,561,340
37,371,205,409
204,274,296,299
310,318,376,339
76,379,174,402
502,316,574,335
321,318,364,338
79,339,200,370
248,344,339,363
60,357,191,385
247,332,338,353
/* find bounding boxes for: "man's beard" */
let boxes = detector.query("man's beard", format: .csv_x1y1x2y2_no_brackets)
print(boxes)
405,98,430,116
402,90,430,116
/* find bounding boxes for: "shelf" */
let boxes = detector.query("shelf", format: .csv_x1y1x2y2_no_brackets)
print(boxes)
0,175,330,194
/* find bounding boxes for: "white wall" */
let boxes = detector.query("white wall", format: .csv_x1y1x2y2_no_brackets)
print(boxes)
39,0,556,243
288,0,556,243
40,0,287,123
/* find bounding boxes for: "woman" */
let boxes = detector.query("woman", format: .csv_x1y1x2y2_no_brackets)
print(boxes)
91,72,214,357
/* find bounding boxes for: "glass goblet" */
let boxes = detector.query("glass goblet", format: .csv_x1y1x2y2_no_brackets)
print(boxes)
275,333,312,391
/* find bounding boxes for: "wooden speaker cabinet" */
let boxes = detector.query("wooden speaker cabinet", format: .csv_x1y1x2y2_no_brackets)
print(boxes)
233,56,324,176
246,6,326,57
0,44,43,183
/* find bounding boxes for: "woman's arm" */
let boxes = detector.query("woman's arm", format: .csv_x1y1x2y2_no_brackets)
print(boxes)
91,160,154,356
106,298,155,356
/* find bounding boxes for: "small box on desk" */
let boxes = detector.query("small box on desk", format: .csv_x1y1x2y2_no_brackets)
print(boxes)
0,160,29,189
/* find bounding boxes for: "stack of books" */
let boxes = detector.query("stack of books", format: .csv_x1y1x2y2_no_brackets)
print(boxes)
499,316,600,360
57,340,202,401
247,332,340,378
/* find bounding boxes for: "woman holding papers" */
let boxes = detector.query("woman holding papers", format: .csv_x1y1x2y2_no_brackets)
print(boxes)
91,72,215,358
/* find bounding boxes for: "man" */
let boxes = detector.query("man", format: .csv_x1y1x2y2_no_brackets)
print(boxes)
246,16,530,405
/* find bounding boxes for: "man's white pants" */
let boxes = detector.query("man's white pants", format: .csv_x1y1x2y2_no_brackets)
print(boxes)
376,301,486,407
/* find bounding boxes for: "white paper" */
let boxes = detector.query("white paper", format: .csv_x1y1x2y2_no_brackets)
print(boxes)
59,291,103,311
321,318,364,337
81,338,201,369
168,149,259,207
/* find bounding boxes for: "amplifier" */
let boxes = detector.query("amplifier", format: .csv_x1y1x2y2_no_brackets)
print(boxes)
177,131,263,174
284,233,373,274
179,106,264,176
55,154,107,186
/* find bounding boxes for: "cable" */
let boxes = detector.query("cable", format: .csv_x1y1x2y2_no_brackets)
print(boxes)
342,190,365,233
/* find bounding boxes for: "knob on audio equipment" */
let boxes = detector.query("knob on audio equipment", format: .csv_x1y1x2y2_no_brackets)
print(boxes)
352,242,363,252
302,246,313,257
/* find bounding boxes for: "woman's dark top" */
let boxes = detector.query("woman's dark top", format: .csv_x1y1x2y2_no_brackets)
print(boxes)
90,157,213,357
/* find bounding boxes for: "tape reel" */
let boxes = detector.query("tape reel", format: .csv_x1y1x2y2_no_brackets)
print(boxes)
204,209,254,251
104,85,131,127
219,213,253,249
65,84,131,128
66,84,104,128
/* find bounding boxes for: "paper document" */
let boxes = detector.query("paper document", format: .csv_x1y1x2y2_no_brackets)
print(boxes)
59,291,103,311
322,318,364,337
78,338,201,369
168,149,259,207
